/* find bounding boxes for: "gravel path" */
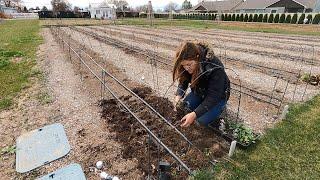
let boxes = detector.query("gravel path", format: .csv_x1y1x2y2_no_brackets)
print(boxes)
0,28,141,179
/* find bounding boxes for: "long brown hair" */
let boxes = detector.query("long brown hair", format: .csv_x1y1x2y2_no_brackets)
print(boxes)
173,41,201,88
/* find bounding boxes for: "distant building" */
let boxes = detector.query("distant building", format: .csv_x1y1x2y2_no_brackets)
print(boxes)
234,0,320,13
233,0,277,13
1,6,18,14
190,0,320,14
315,0,320,12
188,0,246,13
89,1,116,19
0,0,18,15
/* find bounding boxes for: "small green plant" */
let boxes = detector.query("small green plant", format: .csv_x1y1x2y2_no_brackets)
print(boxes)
229,122,258,145
190,169,214,180
1,145,16,155
300,73,311,82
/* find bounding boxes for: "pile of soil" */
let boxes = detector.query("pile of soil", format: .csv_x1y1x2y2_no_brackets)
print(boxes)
100,86,229,179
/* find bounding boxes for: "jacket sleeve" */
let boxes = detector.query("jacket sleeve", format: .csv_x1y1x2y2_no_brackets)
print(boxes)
176,80,189,97
194,69,226,117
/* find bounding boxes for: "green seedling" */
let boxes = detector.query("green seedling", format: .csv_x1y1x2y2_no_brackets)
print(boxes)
300,73,311,82
229,123,258,145
1,145,16,155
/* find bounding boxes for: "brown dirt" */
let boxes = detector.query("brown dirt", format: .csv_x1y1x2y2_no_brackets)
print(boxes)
100,86,229,179
51,27,230,178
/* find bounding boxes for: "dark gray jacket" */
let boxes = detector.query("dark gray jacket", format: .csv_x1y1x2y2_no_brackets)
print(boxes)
176,45,230,117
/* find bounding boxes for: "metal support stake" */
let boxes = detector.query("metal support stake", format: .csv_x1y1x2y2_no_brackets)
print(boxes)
157,133,161,179
68,40,71,61
79,50,83,82
236,80,242,121
103,71,106,96
101,70,104,100
148,133,151,180
62,33,64,50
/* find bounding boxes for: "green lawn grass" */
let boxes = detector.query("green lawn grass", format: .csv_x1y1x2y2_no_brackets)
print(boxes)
0,20,42,110
115,18,320,36
210,95,320,179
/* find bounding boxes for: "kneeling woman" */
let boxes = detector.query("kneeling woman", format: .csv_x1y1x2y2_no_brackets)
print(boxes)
173,41,230,127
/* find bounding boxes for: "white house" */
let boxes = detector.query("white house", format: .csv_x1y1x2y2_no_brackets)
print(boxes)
0,1,18,15
1,6,18,14
89,1,116,19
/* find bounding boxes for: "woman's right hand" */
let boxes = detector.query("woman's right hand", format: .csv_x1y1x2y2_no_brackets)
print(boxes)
173,95,182,111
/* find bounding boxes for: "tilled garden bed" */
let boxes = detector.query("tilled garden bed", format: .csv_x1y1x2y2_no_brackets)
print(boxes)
100,86,229,179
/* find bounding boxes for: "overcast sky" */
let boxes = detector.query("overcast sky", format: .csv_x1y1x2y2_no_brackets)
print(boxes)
22,0,200,10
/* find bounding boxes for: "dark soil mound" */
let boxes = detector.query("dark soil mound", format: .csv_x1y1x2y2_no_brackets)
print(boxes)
100,86,228,179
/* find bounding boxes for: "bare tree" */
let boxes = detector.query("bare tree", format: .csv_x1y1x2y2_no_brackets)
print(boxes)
73,6,80,13
41,6,48,11
182,0,192,10
4,0,21,8
135,4,148,13
51,0,71,12
108,0,129,11
164,2,179,12
156,8,163,13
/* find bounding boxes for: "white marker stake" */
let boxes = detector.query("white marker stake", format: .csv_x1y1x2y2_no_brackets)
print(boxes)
112,176,120,180
96,161,103,169
100,172,109,179
228,140,237,157
280,105,289,120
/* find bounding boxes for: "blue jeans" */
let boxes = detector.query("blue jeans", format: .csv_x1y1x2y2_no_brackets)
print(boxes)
184,91,226,126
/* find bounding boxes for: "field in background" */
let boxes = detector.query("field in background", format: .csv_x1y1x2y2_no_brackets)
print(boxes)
40,18,320,36
118,18,320,36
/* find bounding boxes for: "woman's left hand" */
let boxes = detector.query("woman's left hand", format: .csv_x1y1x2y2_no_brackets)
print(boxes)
181,112,197,127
